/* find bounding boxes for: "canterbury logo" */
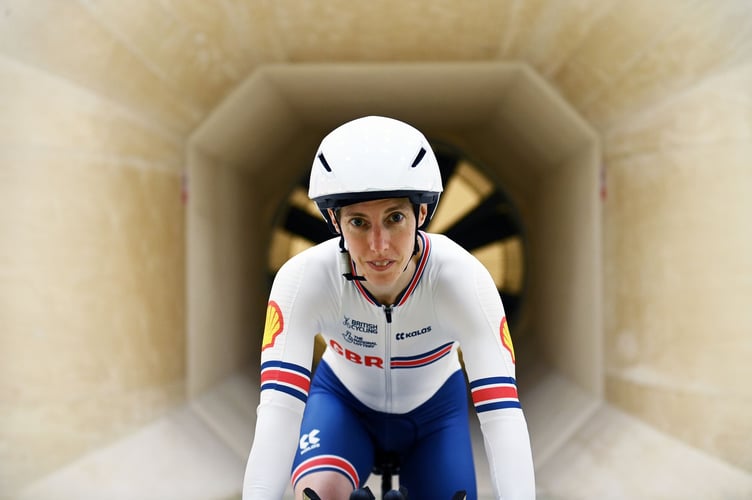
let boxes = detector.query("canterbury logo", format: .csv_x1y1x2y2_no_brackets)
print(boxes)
262,301,284,351
299,429,321,454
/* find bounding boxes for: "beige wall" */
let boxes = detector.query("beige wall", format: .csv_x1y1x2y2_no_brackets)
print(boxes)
186,150,261,397
0,59,187,486
528,143,603,397
603,64,752,471
1,0,751,495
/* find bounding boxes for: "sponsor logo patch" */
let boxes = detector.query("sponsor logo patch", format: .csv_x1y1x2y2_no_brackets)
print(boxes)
262,301,284,351
299,429,321,455
340,316,378,348
395,325,432,341
500,316,515,364
343,316,378,334
341,330,377,348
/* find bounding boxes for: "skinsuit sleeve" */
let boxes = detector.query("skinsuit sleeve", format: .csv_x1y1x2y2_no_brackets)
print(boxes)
434,238,536,499
242,245,333,499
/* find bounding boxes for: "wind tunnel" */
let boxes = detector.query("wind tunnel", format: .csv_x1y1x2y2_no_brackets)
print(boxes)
4,5,752,499
13,61,748,500
186,62,602,395
171,62,599,500
186,63,603,498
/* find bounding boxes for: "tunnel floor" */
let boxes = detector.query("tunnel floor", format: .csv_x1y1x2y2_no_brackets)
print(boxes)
15,361,752,500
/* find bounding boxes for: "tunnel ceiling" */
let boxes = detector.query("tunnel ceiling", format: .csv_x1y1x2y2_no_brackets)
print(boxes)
190,62,597,204
2,1,747,146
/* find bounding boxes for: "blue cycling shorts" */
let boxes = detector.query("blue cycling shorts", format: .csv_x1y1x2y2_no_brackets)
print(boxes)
291,360,477,499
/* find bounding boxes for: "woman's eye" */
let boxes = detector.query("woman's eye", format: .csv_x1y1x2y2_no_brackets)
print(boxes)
389,213,405,223
349,218,365,227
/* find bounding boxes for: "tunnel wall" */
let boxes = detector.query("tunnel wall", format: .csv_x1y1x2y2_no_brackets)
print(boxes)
602,63,752,470
186,148,260,398
528,144,603,397
0,57,188,490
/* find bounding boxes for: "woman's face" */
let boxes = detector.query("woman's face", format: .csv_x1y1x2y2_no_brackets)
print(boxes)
332,198,427,301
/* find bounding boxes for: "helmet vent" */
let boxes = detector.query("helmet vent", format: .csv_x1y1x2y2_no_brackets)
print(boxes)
317,153,332,172
411,148,427,168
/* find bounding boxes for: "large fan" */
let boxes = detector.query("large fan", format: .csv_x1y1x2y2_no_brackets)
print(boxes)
267,143,526,327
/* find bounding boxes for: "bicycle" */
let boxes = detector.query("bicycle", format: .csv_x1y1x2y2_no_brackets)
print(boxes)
303,450,467,500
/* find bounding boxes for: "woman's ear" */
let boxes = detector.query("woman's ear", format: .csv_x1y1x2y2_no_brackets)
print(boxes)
327,208,341,234
418,203,428,228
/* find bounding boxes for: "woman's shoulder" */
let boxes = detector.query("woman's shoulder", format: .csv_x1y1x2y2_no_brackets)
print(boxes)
424,233,499,308
424,232,490,288
275,237,341,282
425,232,480,267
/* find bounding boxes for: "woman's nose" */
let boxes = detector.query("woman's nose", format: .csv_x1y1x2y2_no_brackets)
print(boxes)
368,225,389,251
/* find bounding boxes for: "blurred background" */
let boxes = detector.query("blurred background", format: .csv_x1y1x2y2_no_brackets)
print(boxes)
1,1,751,499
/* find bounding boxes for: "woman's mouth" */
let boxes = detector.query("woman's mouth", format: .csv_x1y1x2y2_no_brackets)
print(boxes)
368,260,394,271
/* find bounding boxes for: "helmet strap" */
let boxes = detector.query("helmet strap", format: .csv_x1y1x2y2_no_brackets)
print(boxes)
334,212,366,282
412,204,421,256
401,204,422,274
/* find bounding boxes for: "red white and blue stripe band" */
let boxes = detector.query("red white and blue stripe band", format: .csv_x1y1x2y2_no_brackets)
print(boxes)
292,454,360,490
470,376,521,413
260,361,311,403
390,341,454,369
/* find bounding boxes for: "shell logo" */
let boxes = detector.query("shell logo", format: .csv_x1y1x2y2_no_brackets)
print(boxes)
262,301,284,351
500,316,515,364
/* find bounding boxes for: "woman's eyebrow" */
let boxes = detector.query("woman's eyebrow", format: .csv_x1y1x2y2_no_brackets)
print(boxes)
344,203,408,218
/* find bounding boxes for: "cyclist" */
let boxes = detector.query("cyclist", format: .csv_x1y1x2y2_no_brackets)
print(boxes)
242,116,535,499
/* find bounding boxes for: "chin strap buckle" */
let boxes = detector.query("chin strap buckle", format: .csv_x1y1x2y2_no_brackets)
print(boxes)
340,248,365,281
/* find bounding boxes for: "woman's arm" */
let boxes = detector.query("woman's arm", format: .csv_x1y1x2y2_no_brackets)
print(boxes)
438,250,535,499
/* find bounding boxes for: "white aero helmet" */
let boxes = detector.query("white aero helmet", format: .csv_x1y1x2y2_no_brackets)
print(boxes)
308,115,443,233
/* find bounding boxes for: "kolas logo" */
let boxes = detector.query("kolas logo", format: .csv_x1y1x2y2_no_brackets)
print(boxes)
395,325,432,341
262,301,284,351
500,316,515,364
